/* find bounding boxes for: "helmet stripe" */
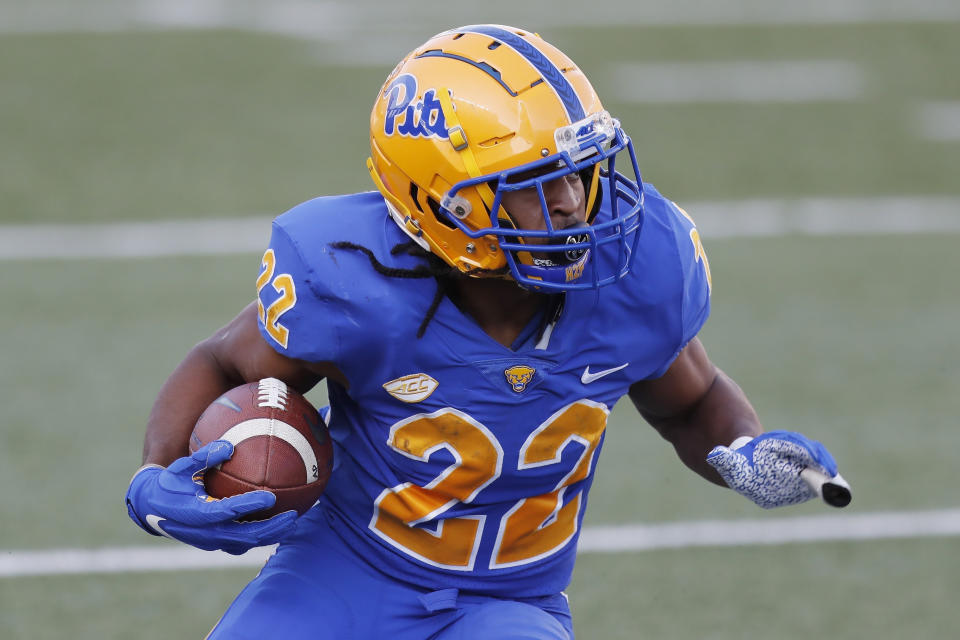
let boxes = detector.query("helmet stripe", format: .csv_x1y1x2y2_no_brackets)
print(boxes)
457,25,586,124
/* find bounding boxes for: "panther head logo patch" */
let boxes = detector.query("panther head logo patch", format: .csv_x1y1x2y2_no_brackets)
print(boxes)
504,365,536,393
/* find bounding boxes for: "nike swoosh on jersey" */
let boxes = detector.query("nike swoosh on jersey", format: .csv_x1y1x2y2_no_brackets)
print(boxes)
145,514,176,540
580,363,630,384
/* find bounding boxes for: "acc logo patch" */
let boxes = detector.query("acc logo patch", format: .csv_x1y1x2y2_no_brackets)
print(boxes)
504,365,536,393
383,373,439,403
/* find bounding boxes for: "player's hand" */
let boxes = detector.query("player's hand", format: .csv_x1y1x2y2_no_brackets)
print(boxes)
705,430,842,509
125,440,298,555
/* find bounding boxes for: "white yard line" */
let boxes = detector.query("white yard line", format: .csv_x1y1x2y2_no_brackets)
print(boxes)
0,217,275,260
2,508,959,578
577,508,960,552
611,61,863,103
0,545,277,578
1,196,958,261
687,195,960,238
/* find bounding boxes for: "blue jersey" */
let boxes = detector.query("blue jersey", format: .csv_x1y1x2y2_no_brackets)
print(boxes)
254,183,711,597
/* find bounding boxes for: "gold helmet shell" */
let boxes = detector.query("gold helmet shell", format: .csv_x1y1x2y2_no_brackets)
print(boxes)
368,25,643,290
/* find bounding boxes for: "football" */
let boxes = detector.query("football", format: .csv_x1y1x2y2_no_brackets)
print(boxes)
189,377,334,520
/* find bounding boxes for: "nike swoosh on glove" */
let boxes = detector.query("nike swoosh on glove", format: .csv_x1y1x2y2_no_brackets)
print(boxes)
706,430,839,509
125,440,298,555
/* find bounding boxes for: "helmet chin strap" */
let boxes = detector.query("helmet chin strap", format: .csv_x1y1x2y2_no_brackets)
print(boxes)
584,165,602,222
436,87,496,211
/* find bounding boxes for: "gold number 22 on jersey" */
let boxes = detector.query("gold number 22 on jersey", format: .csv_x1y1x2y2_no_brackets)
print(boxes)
370,400,609,571
256,249,297,348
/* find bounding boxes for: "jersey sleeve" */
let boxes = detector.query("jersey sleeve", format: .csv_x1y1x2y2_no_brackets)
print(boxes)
642,197,712,378
255,220,345,364
667,199,712,347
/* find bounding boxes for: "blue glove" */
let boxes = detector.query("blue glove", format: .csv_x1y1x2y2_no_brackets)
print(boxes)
125,440,298,555
706,430,839,509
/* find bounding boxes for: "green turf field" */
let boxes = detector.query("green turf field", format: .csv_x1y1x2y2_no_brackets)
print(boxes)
2,2,958,638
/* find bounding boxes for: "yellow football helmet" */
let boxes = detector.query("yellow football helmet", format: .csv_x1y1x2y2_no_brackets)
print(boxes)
368,24,644,291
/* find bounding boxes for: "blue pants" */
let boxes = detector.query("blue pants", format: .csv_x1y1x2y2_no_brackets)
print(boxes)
207,508,574,639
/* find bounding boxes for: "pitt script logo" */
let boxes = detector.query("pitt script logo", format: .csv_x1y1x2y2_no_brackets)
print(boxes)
382,73,450,140
504,365,536,393
383,373,439,403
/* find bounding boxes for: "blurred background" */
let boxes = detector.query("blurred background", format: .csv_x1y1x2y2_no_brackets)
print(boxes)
1,1,958,638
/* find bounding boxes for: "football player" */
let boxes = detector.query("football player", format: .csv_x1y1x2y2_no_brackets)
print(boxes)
126,25,848,639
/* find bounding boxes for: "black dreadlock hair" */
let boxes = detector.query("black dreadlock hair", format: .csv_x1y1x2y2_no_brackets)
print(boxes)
329,240,509,338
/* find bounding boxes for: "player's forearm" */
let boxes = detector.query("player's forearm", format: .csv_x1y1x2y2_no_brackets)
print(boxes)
141,304,329,467
650,371,763,486
141,340,245,466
